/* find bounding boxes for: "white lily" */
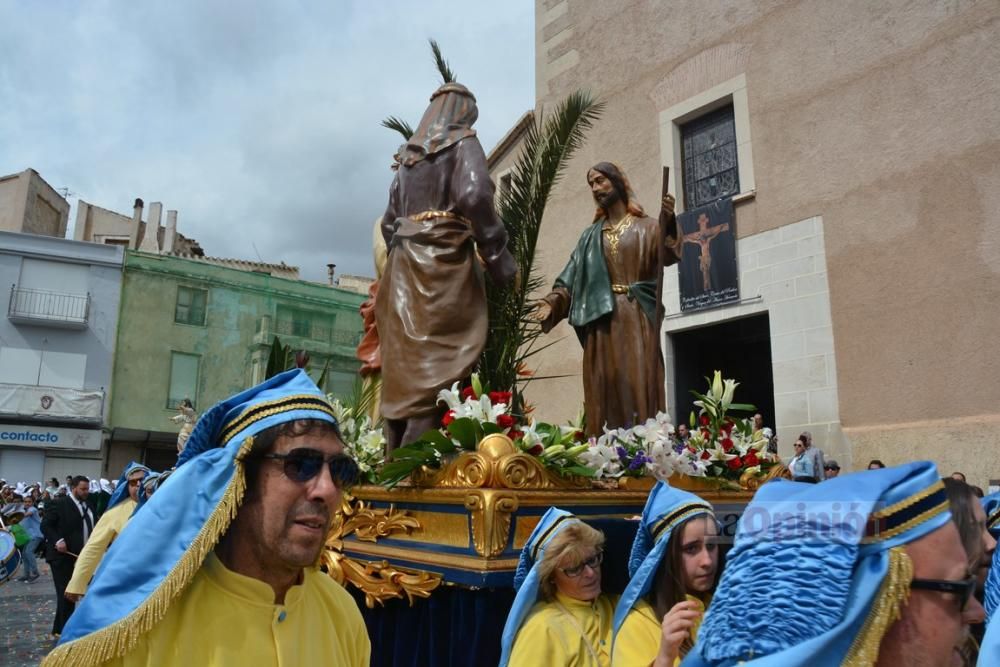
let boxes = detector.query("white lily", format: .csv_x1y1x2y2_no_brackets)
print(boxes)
519,421,543,448
721,378,738,409
436,382,463,411
711,370,724,401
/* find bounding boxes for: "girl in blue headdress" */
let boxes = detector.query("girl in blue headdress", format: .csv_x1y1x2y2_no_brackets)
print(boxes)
612,483,719,667
501,508,618,667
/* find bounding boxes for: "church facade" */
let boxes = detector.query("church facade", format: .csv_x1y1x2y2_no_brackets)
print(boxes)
492,0,1000,486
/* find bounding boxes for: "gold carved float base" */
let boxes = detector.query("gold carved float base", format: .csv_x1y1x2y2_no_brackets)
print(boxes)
323,435,787,605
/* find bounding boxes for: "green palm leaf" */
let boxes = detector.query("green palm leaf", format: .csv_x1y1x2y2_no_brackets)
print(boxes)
429,39,456,84
479,91,604,412
381,115,415,140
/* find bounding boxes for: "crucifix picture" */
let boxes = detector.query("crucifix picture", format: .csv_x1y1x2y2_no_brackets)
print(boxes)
677,198,739,312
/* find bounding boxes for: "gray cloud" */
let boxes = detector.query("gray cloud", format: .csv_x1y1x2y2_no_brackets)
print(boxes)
0,0,534,281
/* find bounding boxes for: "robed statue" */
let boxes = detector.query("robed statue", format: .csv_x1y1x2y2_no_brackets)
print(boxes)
376,82,516,451
533,163,681,437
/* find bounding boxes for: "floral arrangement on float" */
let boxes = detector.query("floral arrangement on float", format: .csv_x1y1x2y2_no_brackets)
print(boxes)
328,395,386,485
376,374,595,487
363,370,775,490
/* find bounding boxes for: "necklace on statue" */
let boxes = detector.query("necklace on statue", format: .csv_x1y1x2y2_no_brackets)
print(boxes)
603,214,634,259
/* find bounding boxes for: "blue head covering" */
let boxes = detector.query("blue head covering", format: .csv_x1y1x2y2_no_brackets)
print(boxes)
132,472,161,512
982,493,1000,622
47,369,339,667
981,606,1000,667
613,482,714,636
106,461,150,510
681,461,951,667
499,507,587,667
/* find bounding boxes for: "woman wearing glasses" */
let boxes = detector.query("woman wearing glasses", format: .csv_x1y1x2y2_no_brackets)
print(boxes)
612,483,719,667
500,507,616,667
787,435,818,483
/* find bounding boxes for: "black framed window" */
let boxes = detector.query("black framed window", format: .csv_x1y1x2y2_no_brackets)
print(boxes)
681,105,741,209
174,286,207,326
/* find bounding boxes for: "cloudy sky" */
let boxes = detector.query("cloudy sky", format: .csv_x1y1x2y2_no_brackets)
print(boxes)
0,1,535,281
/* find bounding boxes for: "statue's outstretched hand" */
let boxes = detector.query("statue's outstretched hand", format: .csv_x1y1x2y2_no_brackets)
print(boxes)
530,300,552,322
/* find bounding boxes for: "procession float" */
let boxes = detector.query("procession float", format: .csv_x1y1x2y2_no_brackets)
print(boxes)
307,42,789,667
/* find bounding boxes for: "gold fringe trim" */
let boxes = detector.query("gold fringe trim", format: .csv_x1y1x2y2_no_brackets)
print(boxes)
842,546,914,667
42,437,256,667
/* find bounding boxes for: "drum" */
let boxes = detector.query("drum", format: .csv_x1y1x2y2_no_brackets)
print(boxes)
0,529,21,585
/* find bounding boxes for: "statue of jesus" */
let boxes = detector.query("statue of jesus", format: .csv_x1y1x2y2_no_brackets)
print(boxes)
532,163,682,437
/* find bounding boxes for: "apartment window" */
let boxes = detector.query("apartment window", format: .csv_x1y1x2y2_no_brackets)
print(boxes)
174,286,207,326
680,105,740,209
167,352,199,409
0,347,86,388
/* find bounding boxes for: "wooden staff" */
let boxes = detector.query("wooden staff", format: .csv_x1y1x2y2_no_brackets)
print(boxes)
654,167,675,369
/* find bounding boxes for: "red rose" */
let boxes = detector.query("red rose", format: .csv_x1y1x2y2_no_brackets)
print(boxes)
744,450,759,466
700,450,711,460
573,430,585,442
489,391,512,405
497,414,516,429
442,410,456,427
700,415,710,426
701,429,711,440
461,386,477,400
727,456,743,470
721,437,734,452
527,443,543,456
722,420,735,433
509,429,525,441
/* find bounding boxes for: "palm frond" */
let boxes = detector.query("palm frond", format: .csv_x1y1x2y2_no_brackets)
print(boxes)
381,115,415,140
429,39,456,84
265,336,293,379
478,91,604,411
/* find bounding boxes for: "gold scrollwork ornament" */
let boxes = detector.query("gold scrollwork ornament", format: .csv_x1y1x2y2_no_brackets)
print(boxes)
323,494,441,607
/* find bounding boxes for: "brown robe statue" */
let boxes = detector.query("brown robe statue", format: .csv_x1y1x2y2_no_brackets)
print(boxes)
538,163,681,437
375,82,516,450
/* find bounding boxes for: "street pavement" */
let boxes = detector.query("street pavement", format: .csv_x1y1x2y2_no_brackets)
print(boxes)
1,560,58,666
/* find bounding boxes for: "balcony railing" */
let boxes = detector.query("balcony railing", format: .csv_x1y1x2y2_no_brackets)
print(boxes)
8,285,90,328
267,318,362,347
0,383,105,424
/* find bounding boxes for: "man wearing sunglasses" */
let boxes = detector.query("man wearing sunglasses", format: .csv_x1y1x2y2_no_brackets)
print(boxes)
681,461,984,667
45,369,370,667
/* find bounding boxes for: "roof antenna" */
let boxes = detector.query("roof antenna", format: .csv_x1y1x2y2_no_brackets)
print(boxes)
251,242,264,263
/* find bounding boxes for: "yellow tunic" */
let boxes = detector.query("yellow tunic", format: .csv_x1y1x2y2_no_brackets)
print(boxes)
611,595,705,667
66,499,137,596
509,592,618,667
97,552,370,666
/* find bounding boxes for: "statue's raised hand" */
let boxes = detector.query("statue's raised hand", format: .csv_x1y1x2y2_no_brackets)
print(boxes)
661,193,676,218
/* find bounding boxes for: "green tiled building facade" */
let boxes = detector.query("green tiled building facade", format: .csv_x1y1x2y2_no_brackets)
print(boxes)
108,251,365,472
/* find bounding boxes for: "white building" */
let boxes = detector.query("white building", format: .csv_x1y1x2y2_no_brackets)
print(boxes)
0,231,124,482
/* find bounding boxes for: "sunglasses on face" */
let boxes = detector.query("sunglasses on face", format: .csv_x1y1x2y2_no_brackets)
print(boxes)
259,448,360,488
561,551,604,578
909,576,977,612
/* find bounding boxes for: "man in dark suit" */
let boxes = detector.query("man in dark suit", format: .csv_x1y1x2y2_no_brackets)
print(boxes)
42,475,93,636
